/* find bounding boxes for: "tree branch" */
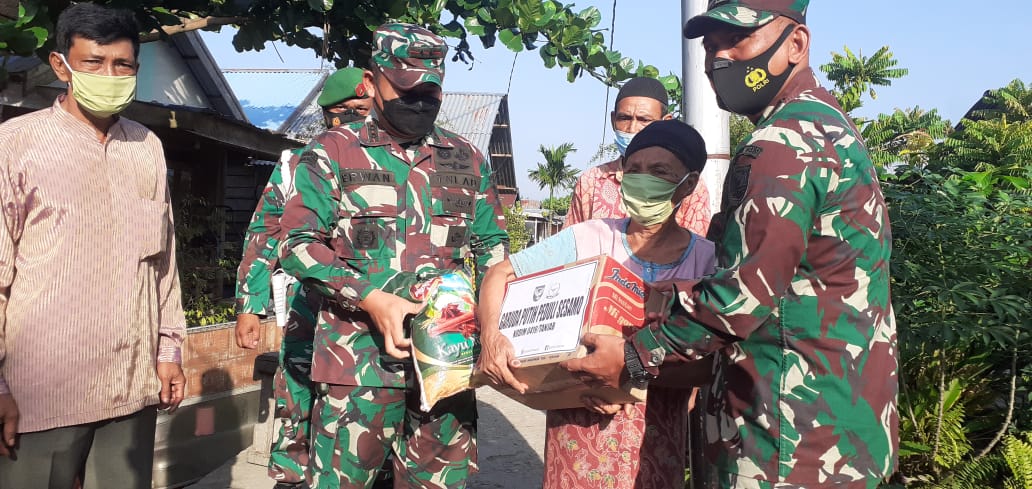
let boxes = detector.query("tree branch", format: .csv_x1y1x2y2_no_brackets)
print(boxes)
140,16,250,43
973,343,1018,461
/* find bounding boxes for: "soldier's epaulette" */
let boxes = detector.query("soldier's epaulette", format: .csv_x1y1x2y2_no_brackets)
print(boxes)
739,145,764,159
359,119,383,144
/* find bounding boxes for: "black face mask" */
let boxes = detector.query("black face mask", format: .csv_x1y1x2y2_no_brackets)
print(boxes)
378,93,442,139
323,108,364,128
707,25,797,116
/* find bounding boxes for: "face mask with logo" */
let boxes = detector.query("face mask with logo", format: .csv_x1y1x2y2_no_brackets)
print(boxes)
620,172,691,227
323,108,363,128
613,130,635,156
379,93,442,138
60,54,137,118
706,25,796,116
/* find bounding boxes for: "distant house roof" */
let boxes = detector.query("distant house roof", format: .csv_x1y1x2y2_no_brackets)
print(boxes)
436,92,506,156
1,32,292,160
1,31,246,122
219,68,520,195
282,90,506,149
168,32,247,122
955,89,998,132
221,69,329,130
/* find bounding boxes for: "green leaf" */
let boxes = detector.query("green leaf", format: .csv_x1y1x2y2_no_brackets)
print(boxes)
618,56,636,74
586,46,609,67
555,24,584,48
638,64,659,78
658,74,681,91
464,16,486,36
604,49,621,64
307,0,334,12
566,63,581,82
539,45,557,68
900,440,932,456
493,4,518,27
16,2,39,26
533,0,557,27
515,0,547,32
498,28,524,52
578,6,602,28
439,19,464,37
476,7,495,24
25,26,47,48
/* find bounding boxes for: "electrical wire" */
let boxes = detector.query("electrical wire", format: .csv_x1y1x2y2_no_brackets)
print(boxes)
598,0,618,154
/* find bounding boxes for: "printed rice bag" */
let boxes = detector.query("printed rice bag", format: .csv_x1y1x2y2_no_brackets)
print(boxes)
409,269,479,412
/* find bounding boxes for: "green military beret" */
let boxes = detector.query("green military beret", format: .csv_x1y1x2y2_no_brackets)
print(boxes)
317,67,369,108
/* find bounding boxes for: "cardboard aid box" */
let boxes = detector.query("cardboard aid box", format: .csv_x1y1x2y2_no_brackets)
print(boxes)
478,255,664,410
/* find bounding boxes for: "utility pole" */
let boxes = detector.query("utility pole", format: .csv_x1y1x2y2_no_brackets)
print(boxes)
682,0,730,219
681,7,726,488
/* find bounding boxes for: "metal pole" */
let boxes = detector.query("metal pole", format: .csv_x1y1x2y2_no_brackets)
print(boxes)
683,0,730,219
681,8,725,489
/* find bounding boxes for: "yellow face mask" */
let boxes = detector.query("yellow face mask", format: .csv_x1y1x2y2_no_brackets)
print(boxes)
620,172,691,227
60,54,137,118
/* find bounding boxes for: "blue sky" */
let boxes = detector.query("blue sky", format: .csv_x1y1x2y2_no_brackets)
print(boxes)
200,1,1032,200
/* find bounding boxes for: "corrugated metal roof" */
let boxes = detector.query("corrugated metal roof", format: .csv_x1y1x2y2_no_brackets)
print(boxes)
222,69,328,130
436,92,505,155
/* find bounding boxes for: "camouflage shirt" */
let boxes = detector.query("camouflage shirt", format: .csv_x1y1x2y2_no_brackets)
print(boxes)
236,149,300,315
279,120,508,388
631,69,898,486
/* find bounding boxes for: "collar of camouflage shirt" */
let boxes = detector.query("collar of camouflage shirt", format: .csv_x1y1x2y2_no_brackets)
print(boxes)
358,118,456,150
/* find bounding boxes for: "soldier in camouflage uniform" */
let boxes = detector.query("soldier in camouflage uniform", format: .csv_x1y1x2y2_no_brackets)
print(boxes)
277,22,508,489
561,1,898,488
235,67,373,489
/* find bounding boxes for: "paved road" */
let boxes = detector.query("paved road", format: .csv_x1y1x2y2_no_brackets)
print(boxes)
188,387,545,489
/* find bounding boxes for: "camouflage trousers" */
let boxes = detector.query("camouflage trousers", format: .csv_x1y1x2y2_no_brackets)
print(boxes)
714,473,883,489
309,384,477,489
268,281,320,484
268,335,315,484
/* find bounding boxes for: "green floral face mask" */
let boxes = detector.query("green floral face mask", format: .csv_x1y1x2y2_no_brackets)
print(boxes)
620,172,690,227
61,54,137,118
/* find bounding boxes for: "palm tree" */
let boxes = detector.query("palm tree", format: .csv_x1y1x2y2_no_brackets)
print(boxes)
528,142,579,212
819,45,908,113
861,107,950,168
972,79,1032,123
936,116,1032,195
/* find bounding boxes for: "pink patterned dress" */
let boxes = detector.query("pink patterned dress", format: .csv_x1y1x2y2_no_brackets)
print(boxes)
565,159,712,236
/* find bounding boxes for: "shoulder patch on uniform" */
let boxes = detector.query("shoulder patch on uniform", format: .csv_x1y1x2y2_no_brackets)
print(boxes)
725,163,752,210
298,150,320,168
740,145,764,159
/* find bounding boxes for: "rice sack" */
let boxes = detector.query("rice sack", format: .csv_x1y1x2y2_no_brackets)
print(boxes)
409,269,479,412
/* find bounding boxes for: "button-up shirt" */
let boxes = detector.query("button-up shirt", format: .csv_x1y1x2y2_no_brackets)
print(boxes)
0,98,186,432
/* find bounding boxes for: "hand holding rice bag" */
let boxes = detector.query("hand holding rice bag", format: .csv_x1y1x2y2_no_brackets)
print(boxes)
408,269,479,412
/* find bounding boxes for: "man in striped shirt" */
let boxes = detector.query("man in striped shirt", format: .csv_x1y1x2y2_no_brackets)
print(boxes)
0,4,186,488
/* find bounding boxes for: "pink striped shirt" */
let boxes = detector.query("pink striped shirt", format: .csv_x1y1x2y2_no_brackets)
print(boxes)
0,98,186,432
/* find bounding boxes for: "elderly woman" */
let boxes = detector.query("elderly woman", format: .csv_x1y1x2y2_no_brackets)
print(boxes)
478,120,716,489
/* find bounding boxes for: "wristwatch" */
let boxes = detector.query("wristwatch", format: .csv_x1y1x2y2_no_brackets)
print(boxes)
624,340,656,389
